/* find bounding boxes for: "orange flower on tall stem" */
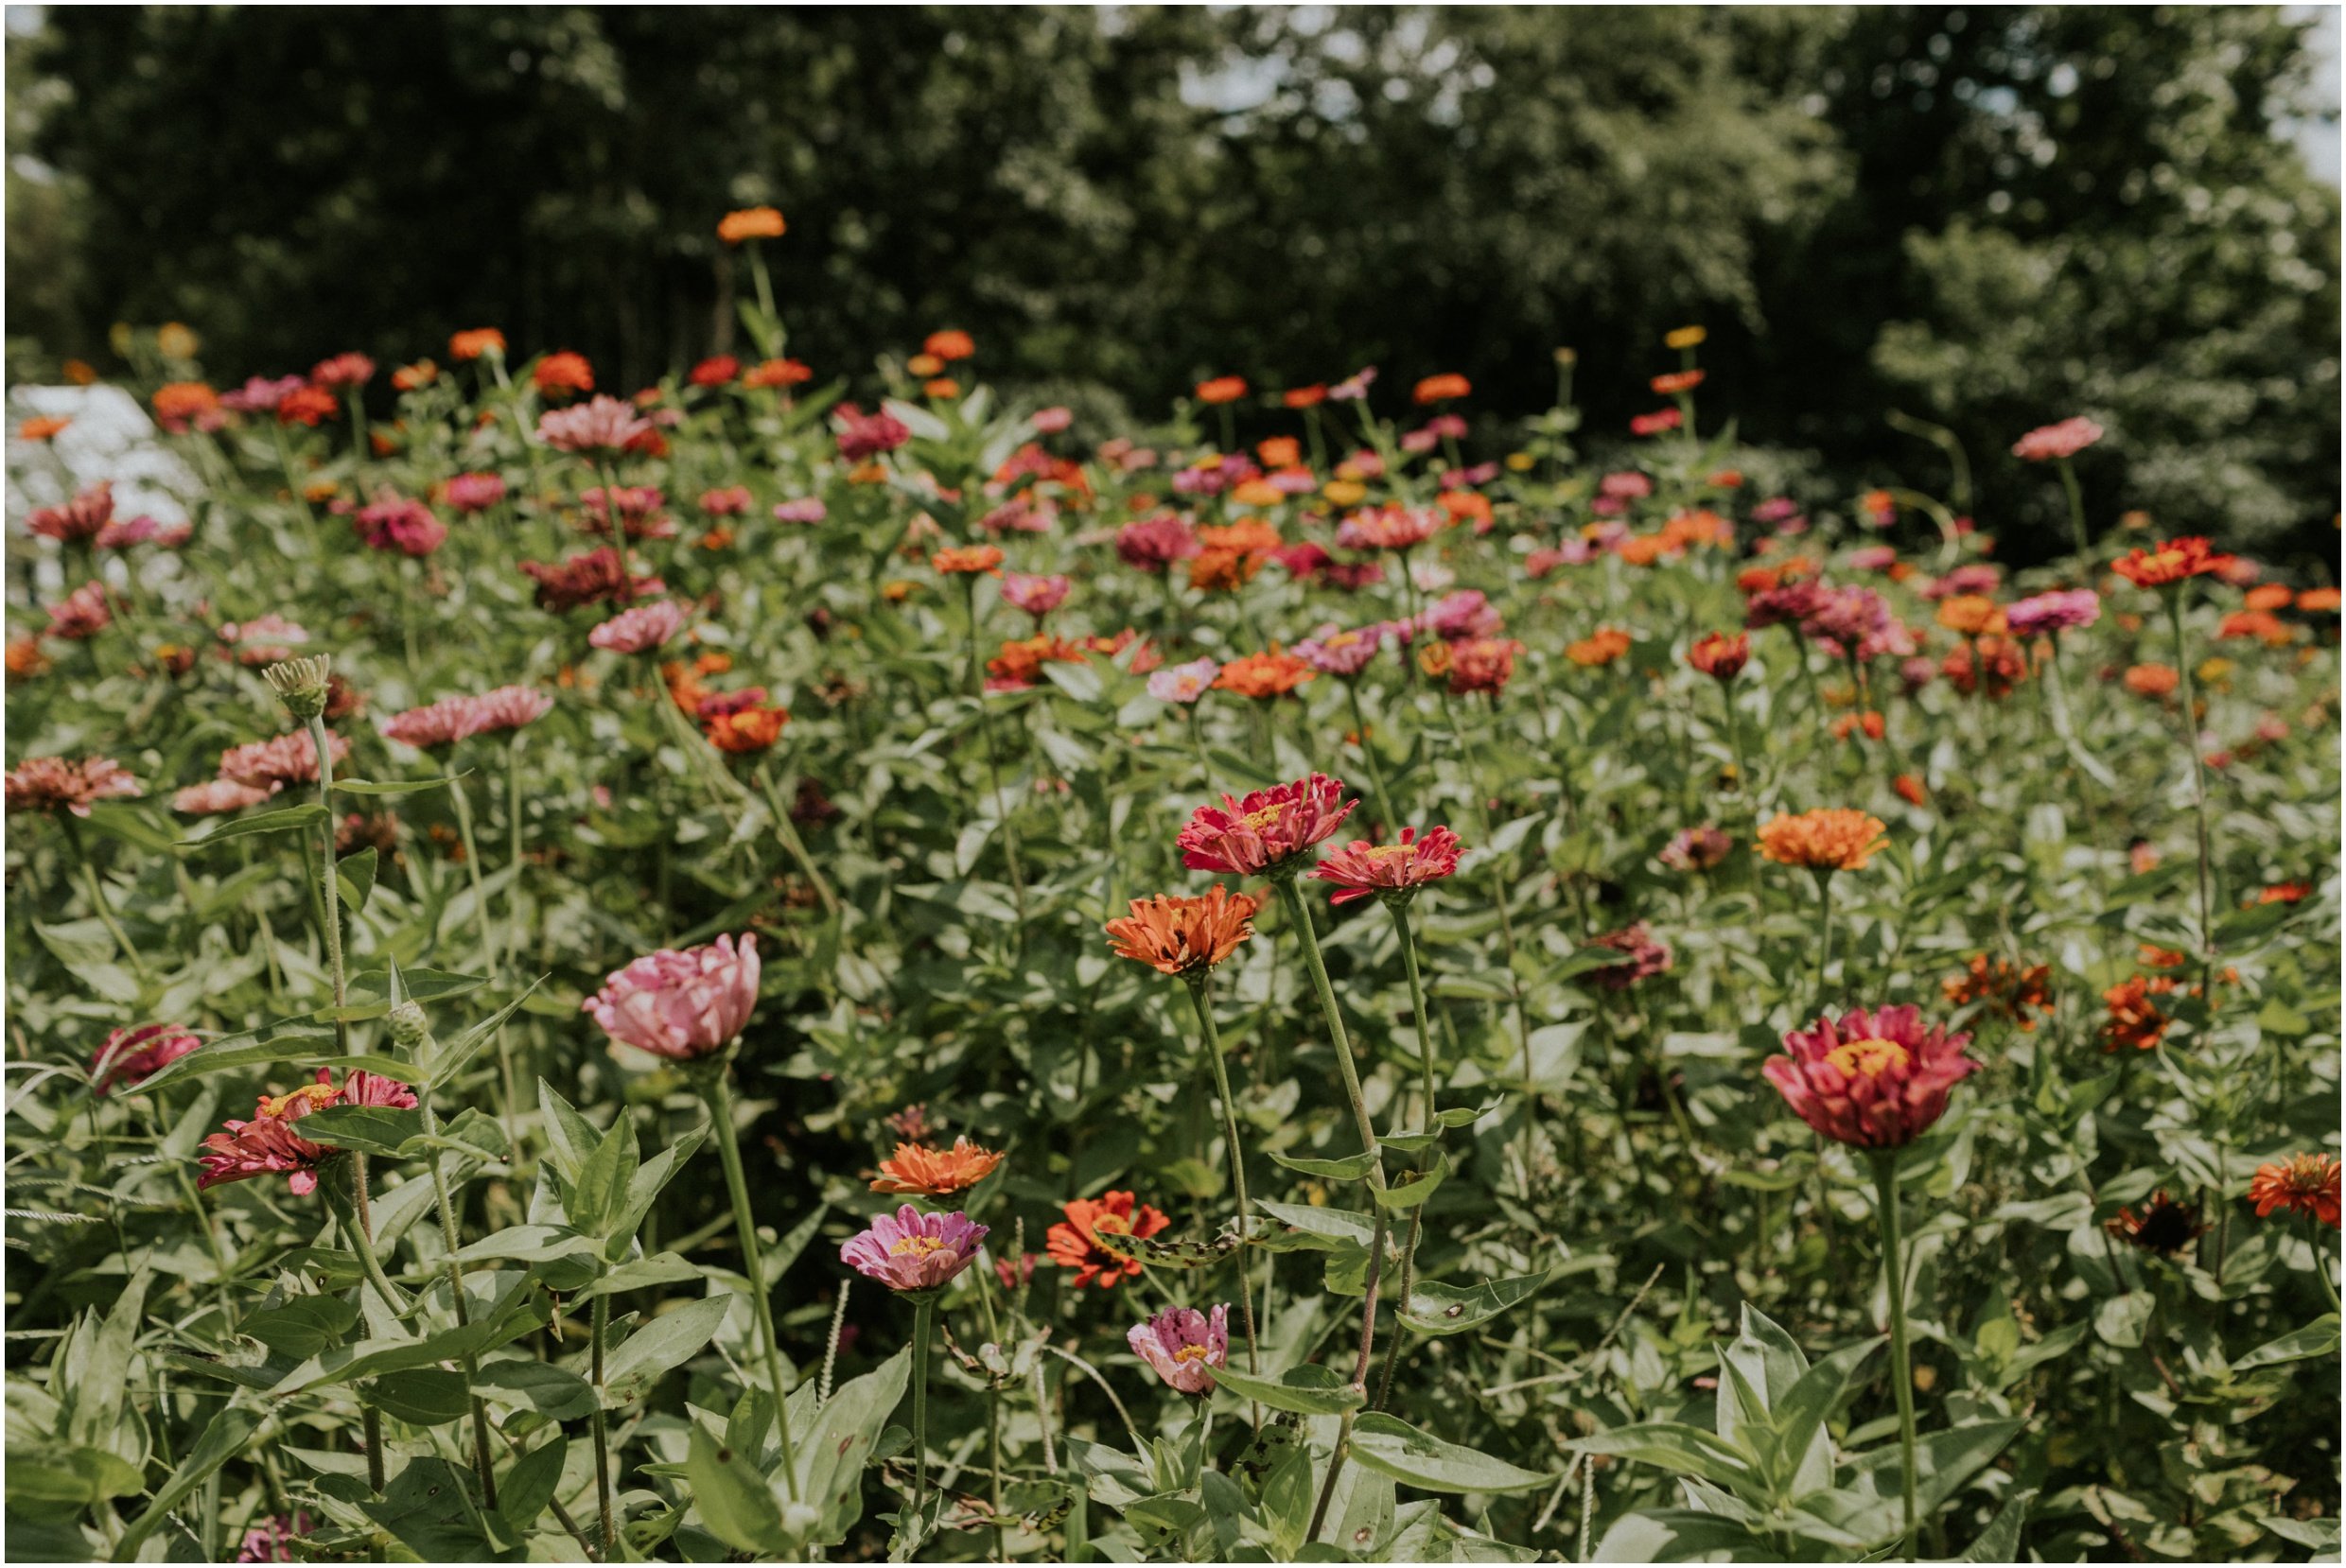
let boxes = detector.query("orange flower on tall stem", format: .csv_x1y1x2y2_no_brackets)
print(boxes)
1214,649,1313,701
1105,886,1261,977
870,1137,1004,1197
932,545,1005,577
2112,536,2236,590
1045,1191,1170,1289
1757,809,1887,872
2248,1153,2341,1228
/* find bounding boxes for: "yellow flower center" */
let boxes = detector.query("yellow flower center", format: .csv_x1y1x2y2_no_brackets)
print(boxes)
1093,1213,1132,1237
1173,1344,1211,1364
888,1235,949,1258
1240,805,1285,831
261,1083,339,1119
1363,844,1416,862
1824,1037,1909,1078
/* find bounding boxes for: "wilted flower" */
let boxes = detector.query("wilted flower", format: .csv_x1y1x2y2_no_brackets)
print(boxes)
1309,825,1463,907
2105,1191,2210,1255
2248,1154,2341,1227
1659,826,1734,873
870,1138,1005,1197
589,600,688,654
1178,774,1357,878
1105,886,1261,976
91,1022,200,1093
1591,923,1674,989
583,933,761,1061
840,1205,989,1293
1129,1304,1230,1395
1763,1004,1978,1150
1757,809,1887,872
5,757,140,816
1046,1191,1169,1290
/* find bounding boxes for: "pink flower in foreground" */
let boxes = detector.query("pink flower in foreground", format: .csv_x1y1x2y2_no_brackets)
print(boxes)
1309,825,1464,906
589,600,688,654
26,480,114,543
2012,416,2104,462
234,1511,312,1564
92,1023,201,1093
1129,1304,1229,1395
445,472,507,514
1178,774,1357,878
2005,589,2102,637
461,685,553,737
1147,657,1218,705
5,757,141,816
197,1069,417,1194
46,582,112,640
173,777,277,815
1762,1003,1978,1151
583,932,761,1061
538,395,653,455
839,1204,989,1293
1001,572,1071,621
219,730,349,791
381,697,475,752
1116,513,1200,572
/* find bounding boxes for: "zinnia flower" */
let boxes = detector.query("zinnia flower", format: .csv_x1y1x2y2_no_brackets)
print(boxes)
1147,658,1218,705
1763,1004,1978,1150
5,757,140,816
1129,1304,1230,1395
1195,375,1248,405
1002,572,1070,620
26,481,114,543
2112,536,2237,590
589,600,688,654
923,329,975,362
1659,826,1734,873
836,408,911,462
1046,1191,1169,1290
197,1069,418,1193
1685,632,1748,681
1336,505,1444,552
2105,1191,2209,1255
449,328,506,362
1308,826,1463,907
309,353,375,390
381,697,475,752
2247,1154,2341,1227
718,206,786,244
173,778,276,815
2100,975,2175,1052
1177,774,1357,878
445,472,507,514
1591,923,1673,989
538,395,652,455
534,352,595,397
234,1510,313,1564
347,493,446,556
582,933,761,1061
1448,636,1523,697
870,1138,1005,1196
1757,809,1887,872
2005,589,2101,637
933,545,1006,577
461,685,554,737
1412,373,1470,405
1941,954,2053,1030
520,549,663,612
1567,628,1633,668
92,1023,200,1093
219,730,349,790
1104,885,1261,976
1214,649,1314,701
840,1205,989,1293
2011,417,2103,462
46,582,113,640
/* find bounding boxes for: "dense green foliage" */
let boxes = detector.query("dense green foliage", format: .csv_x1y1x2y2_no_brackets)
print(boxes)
8,6,2338,558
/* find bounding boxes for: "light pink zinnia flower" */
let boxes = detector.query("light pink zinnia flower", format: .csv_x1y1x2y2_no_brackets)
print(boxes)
5,757,141,816
1308,825,1464,906
771,497,827,525
538,395,653,455
2012,416,2104,462
1129,1304,1229,1395
461,685,553,737
1178,774,1357,878
445,472,508,514
1762,1003,1978,1151
381,697,476,752
219,730,349,791
1002,572,1070,620
1147,658,1218,705
2005,589,2102,637
588,600,687,654
1659,826,1734,873
839,1204,989,1293
173,777,278,815
1293,623,1389,678
92,1023,201,1094
1336,505,1444,552
699,486,753,517
583,932,761,1060
1031,406,1073,433
218,615,310,665
46,582,112,640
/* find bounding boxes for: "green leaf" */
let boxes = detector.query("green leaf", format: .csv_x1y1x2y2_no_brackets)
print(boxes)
297,1104,427,1159
1570,1422,1756,1493
111,1403,265,1559
336,775,460,797
686,1421,789,1555
179,802,328,846
1395,1271,1548,1337
2233,1314,2339,1370
1211,1362,1366,1416
360,1455,499,1560
1345,1412,1549,1494
498,1437,569,1537
368,1368,471,1425
336,845,378,911
1764,1335,1882,1502
1269,1149,1377,1182
1592,1509,1777,1562
243,1295,360,1359
1955,1490,2035,1562
1372,1152,1449,1210
793,1345,912,1546
473,1358,597,1421
1252,1201,1377,1251
602,1295,734,1405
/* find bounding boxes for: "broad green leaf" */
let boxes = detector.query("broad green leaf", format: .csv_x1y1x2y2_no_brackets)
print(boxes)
335,775,460,796
297,1104,427,1159
180,802,328,846
1211,1362,1366,1416
794,1345,912,1546
1372,1153,1449,1210
1346,1412,1549,1494
499,1437,569,1536
368,1368,470,1425
1571,1422,1756,1493
602,1295,734,1405
242,1295,360,1359
686,1421,789,1555
111,1403,266,1559
2233,1314,2339,1370
1269,1149,1377,1181
1396,1271,1548,1337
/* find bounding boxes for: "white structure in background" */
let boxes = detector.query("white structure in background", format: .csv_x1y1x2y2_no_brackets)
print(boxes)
8,384,199,601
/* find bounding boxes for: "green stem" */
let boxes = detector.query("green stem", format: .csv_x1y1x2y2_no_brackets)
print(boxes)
447,766,498,970
701,1068,802,1501
591,1281,615,1553
60,816,149,981
506,733,528,969
911,1297,935,1516
1813,870,1835,1015
418,1092,499,1507
2057,457,2089,563
1871,1152,1919,1559
2165,595,2217,998
1184,976,1262,1387
1346,682,1399,829
306,717,349,1050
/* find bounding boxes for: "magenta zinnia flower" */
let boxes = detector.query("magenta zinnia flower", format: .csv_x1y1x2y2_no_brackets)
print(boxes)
2005,589,2102,637
1178,774,1357,878
92,1022,201,1094
583,933,761,1061
46,582,112,640
196,1069,418,1194
1116,513,1199,572
1128,1304,1229,1395
1762,1004,1978,1151
381,697,475,752
538,395,653,455
1309,825,1464,906
2012,416,2103,462
1002,572,1070,620
834,408,911,462
1293,623,1390,678
446,472,508,514
839,1204,989,1293
1417,589,1504,643
348,493,446,557
589,599,688,654
773,497,827,525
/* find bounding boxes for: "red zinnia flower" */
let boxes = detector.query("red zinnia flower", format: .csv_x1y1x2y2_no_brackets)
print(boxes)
1309,825,1464,906
1763,1004,1977,1150
1685,631,1748,682
1045,1190,1170,1290
2248,1154,2341,1227
534,352,596,398
1177,774,1357,878
2112,536,2236,591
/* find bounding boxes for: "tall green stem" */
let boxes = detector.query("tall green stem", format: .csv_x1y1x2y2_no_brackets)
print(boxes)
1345,683,1399,829
591,1282,615,1552
2165,595,2217,997
446,766,498,970
699,1068,802,1500
1812,869,1836,1014
306,716,349,1045
1184,976,1261,1385
911,1297,935,1515
418,1089,499,1507
2057,457,2089,563
506,733,528,968
1871,1152,1919,1559
963,579,1028,943
1373,897,1439,1410
60,816,148,981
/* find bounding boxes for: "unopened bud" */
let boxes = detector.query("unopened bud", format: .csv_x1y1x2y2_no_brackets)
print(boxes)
385,1000,430,1051
264,655,333,722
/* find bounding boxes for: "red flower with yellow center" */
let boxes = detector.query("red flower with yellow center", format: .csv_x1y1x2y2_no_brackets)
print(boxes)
869,1137,1005,1196
1685,631,1748,681
2247,1153,2341,1228
1308,825,1464,907
1177,774,1356,878
2111,536,2236,590
1046,1191,1170,1289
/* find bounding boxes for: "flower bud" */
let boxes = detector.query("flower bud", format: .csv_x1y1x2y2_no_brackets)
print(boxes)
264,654,334,722
385,1000,431,1052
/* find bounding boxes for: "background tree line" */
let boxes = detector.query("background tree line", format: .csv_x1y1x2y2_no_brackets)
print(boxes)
7,5,2337,559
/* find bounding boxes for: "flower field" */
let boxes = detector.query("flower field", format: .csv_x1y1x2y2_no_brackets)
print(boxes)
4,213,2340,1564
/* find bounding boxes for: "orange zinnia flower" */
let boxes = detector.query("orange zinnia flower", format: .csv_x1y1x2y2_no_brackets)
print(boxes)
1214,649,1313,700
744,357,814,389
1412,373,1470,405
2123,663,2180,698
704,705,787,753
2248,1153,2341,1227
1935,595,2005,636
1284,384,1326,409
870,1137,1005,1196
449,327,506,361
17,415,70,442
2100,974,2176,1052
717,206,786,244
1651,369,1705,396
1047,1192,1170,1289
1104,885,1261,977
923,329,975,362
2111,535,2236,590
2244,584,2294,611
1757,809,1888,872
933,545,1006,576
1567,627,1633,668
2298,587,2340,613
1685,631,1748,681
2218,609,2294,647
1941,954,2053,1030
1893,773,1928,807
1195,375,1248,405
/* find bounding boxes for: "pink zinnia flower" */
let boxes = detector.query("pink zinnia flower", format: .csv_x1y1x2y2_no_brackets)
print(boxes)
349,494,446,556
1917,563,2002,601
699,486,752,517
1128,1304,1229,1395
1329,366,1377,402
1417,589,1503,643
234,1511,313,1564
46,582,112,640
1294,623,1389,678
1147,658,1218,705
1336,505,1444,552
1762,1004,1978,1151
173,777,278,815
6,757,141,816
2005,589,2102,637
834,408,911,462
1116,514,1200,572
219,615,310,665
582,485,674,540
537,395,653,455
1178,774,1357,878
96,514,188,549
309,353,376,390
583,932,761,1061
92,1022,201,1093
1591,923,1674,989
446,472,507,514
381,697,475,752
196,1069,417,1194
220,375,306,414
219,730,349,791
589,600,687,654
1002,572,1070,621
26,480,114,543
1031,406,1073,433
461,685,553,737
839,1204,989,1293
2012,416,2103,462
773,498,827,525
1309,825,1464,906
1659,826,1734,873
